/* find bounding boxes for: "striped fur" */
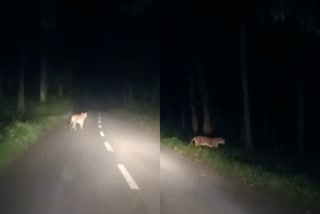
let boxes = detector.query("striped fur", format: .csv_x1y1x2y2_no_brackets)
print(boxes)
187,136,225,148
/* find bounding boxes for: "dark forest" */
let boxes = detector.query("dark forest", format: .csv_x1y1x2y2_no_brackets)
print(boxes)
161,0,320,211
0,0,319,213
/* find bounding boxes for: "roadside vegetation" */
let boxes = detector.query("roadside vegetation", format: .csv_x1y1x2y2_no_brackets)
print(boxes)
0,97,73,171
161,128,320,212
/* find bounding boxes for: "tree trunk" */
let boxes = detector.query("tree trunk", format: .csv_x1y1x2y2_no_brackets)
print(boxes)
198,64,213,135
153,77,159,105
69,70,73,97
123,86,127,103
187,72,198,134
128,83,133,105
180,96,185,129
58,84,63,98
181,109,185,129
17,68,25,113
40,52,47,103
296,38,306,155
262,77,269,145
0,70,3,99
240,14,253,150
6,73,14,96
296,0,315,155
126,75,134,105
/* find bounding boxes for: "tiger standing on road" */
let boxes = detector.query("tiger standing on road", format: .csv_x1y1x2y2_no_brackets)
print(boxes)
69,112,88,130
187,136,225,148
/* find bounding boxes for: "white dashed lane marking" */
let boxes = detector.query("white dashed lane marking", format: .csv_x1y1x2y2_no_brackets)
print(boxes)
100,131,105,137
117,164,139,190
104,142,114,152
97,112,138,190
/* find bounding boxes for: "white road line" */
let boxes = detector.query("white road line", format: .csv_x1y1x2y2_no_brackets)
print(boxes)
100,131,105,137
98,124,102,129
104,142,114,152
117,164,139,190
98,120,101,124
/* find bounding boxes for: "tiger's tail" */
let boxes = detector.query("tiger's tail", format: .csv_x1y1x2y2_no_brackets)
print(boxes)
187,138,194,147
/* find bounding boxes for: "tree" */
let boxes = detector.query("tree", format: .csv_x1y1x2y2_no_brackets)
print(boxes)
127,79,134,105
0,69,3,99
240,10,253,150
40,48,47,103
121,69,134,105
152,75,160,105
295,0,316,155
255,0,318,154
198,64,214,135
179,91,186,129
187,72,198,134
39,8,57,102
17,50,26,113
55,73,64,98
58,83,63,98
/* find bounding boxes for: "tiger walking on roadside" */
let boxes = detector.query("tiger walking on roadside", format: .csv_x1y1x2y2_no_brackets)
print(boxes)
187,136,225,148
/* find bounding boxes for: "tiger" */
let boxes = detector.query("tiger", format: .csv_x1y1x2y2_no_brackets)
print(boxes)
69,112,87,130
187,136,225,148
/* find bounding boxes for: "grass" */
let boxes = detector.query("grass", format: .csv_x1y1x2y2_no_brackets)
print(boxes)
0,97,73,172
161,136,320,211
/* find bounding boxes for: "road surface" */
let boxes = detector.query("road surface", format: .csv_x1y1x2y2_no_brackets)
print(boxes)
0,111,160,214
0,110,312,214
161,145,310,214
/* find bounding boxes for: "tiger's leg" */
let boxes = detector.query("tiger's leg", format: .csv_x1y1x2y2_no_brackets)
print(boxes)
80,121,84,129
73,122,77,130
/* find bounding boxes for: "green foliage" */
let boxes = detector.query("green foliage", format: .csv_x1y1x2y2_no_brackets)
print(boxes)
161,136,320,211
0,97,72,172
30,96,73,115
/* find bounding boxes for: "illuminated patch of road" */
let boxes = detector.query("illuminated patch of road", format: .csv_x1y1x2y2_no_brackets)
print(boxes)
104,142,114,152
100,131,105,137
96,113,138,190
117,164,139,190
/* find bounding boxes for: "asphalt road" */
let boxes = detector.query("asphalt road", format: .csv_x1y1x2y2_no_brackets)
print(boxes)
0,110,313,214
0,111,160,214
160,145,310,214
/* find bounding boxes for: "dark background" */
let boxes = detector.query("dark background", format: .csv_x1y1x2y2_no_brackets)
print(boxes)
0,0,160,110
161,0,320,179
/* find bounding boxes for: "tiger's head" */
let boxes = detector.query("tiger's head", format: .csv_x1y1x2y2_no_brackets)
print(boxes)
217,137,225,145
